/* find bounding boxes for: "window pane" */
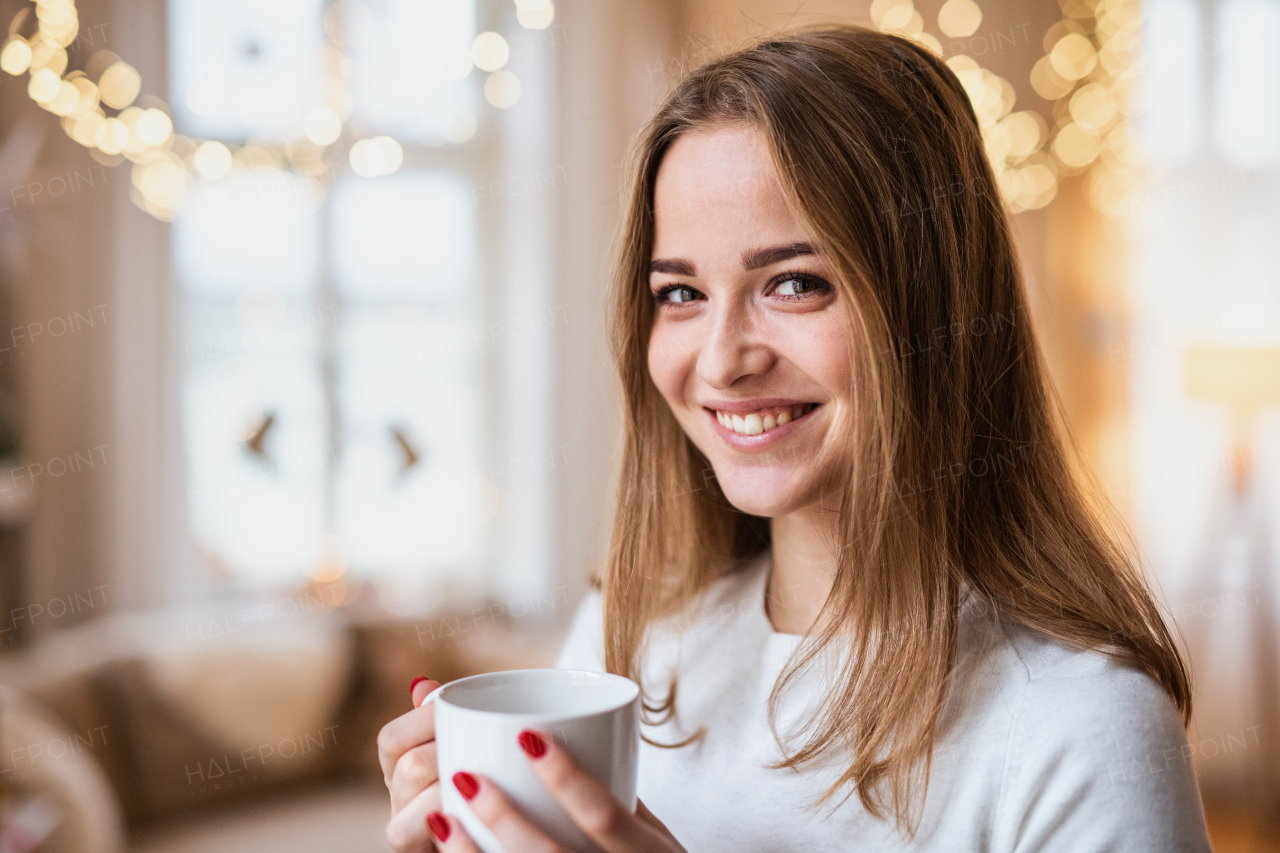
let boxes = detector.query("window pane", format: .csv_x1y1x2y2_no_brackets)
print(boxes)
174,172,321,299
345,0,477,143
335,308,486,579
1212,0,1280,167
183,303,327,581
1138,0,1202,164
169,0,325,140
330,173,475,303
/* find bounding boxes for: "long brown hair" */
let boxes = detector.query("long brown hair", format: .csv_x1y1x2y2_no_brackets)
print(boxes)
601,25,1190,832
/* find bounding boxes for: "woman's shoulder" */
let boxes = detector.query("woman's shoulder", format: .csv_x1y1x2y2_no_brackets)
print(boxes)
957,604,1185,742
552,555,770,673
554,584,605,672
966,612,1211,852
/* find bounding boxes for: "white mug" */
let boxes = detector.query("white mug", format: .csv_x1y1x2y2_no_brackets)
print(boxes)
424,669,641,853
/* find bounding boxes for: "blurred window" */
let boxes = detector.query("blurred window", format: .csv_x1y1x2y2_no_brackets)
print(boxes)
169,0,539,599
1131,0,1280,587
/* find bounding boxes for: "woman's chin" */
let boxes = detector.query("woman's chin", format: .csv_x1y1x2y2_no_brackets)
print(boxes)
718,482,810,519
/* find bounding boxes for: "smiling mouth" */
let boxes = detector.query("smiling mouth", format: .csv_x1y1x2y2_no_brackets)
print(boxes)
710,403,818,436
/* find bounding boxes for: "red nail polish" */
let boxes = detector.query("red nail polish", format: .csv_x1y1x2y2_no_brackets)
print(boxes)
426,811,450,842
453,771,479,801
409,676,429,698
518,730,547,759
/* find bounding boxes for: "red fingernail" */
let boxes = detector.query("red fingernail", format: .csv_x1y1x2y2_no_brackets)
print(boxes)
409,676,429,698
453,771,479,801
426,811,450,842
518,730,547,759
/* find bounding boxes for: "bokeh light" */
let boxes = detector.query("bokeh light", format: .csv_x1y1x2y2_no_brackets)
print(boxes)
484,71,521,109
471,32,509,73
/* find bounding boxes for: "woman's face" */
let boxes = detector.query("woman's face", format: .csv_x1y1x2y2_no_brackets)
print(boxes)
647,124,854,518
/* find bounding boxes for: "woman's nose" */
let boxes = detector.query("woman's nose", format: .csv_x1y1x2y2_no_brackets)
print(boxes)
695,301,773,389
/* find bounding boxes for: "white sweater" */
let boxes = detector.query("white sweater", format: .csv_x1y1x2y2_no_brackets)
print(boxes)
554,553,1213,852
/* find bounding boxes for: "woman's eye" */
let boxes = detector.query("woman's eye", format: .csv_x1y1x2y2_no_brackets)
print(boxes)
773,275,825,298
656,285,700,304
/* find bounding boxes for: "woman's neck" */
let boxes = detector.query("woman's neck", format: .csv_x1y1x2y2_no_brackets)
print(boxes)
766,507,839,635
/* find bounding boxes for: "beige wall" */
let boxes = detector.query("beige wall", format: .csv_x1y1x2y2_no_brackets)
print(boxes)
0,0,187,641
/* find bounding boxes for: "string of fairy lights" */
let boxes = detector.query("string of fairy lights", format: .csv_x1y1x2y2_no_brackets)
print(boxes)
0,0,555,220
3,0,1134,222
873,0,1140,216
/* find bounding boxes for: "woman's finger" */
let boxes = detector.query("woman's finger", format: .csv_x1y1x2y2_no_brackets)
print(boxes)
635,799,680,842
450,770,567,853
424,811,486,853
515,729,663,853
377,678,441,786
385,781,443,853
389,740,439,812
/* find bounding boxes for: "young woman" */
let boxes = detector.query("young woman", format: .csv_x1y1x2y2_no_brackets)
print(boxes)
379,25,1213,852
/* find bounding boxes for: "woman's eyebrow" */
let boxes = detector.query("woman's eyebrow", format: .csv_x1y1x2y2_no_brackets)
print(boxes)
741,241,816,270
648,242,817,277
649,257,696,276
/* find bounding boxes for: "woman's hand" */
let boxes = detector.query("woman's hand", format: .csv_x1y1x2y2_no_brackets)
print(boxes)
425,728,686,853
379,676,446,852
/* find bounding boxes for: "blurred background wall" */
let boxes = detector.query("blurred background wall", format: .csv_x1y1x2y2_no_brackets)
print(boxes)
0,0,1276,850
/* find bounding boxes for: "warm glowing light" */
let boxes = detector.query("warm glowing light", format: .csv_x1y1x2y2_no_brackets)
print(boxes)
1069,83,1117,132
938,0,982,37
871,0,912,25
47,80,80,115
30,42,68,76
915,32,944,55
1049,33,1097,81
136,157,187,209
117,105,151,160
94,116,128,155
1013,163,1058,209
135,108,173,146
374,135,402,173
193,140,232,178
233,146,278,170
65,110,103,147
879,3,915,30
484,71,521,108
35,0,76,26
303,105,342,145
1000,111,1045,160
68,76,99,117
1052,122,1101,168
27,67,61,103
517,1,555,29
349,136,403,177
98,61,142,109
1030,55,1074,100
471,32,509,73
0,39,33,75
38,11,79,48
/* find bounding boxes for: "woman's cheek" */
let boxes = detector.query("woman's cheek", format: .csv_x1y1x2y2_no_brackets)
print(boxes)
646,323,686,400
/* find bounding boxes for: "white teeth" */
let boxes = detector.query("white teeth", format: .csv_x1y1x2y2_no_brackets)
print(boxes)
715,405,815,435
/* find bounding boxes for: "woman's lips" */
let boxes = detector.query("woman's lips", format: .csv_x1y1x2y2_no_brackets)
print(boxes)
704,403,820,449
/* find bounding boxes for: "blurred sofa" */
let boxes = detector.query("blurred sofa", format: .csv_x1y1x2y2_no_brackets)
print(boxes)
0,591,564,852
